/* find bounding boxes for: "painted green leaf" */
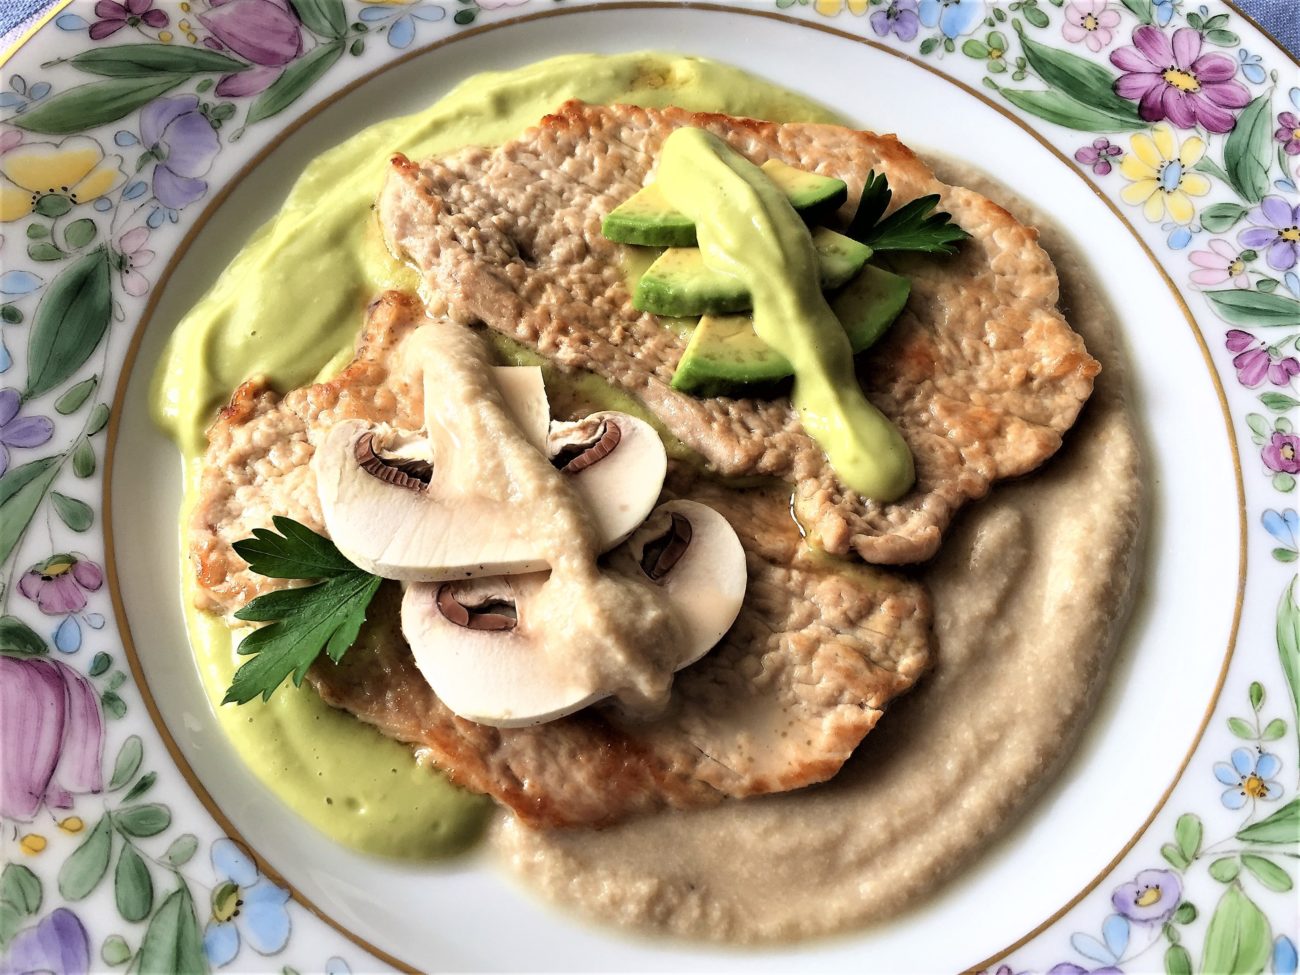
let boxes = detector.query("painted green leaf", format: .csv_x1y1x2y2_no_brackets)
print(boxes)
1262,717,1286,740
114,844,153,923
1224,95,1275,204
25,246,112,398
1209,856,1241,882
1237,797,1299,844
1227,716,1255,739
13,76,186,135
1161,842,1190,870
0,457,60,566
87,403,110,436
90,651,112,677
59,814,113,900
1175,813,1203,861
1240,854,1293,892
136,885,205,975
1166,943,1192,975
73,441,96,478
1173,901,1197,924
1015,29,1137,120
101,935,131,967
109,735,143,790
1277,582,1300,767
0,864,42,916
1274,548,1298,562
244,41,343,127
0,903,21,949
52,492,93,532
67,44,250,78
1200,885,1271,975
114,804,171,838
63,218,98,250
0,615,47,656
963,39,990,58
1201,202,1248,233
1250,680,1265,710
999,87,1145,131
1204,289,1300,327
1260,392,1300,412
0,304,22,324
1205,28,1239,46
102,690,126,719
123,772,157,803
164,834,198,867
28,241,65,260
55,376,98,414
1022,5,1050,28
289,0,347,38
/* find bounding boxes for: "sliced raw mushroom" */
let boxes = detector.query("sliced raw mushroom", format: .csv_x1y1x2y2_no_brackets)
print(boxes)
548,412,667,549
402,573,613,728
492,366,549,452
613,500,748,668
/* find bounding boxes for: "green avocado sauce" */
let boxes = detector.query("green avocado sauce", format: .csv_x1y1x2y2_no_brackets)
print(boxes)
656,128,914,501
153,53,835,858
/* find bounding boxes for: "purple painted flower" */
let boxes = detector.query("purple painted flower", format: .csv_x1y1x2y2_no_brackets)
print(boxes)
0,908,90,975
1075,137,1123,176
0,657,104,823
0,387,53,478
18,554,104,616
199,0,303,98
1225,330,1300,387
1263,431,1300,475
89,0,168,40
870,0,921,41
1047,965,1122,975
140,95,220,211
1239,196,1300,272
1111,868,1182,923
1214,747,1283,807
1277,113,1300,156
1110,26,1250,133
1191,240,1251,289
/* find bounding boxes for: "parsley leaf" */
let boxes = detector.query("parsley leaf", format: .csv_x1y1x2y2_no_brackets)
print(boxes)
223,519,381,705
846,170,970,256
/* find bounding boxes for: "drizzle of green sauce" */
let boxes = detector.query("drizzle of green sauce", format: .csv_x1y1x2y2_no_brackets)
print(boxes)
655,128,914,501
152,53,835,858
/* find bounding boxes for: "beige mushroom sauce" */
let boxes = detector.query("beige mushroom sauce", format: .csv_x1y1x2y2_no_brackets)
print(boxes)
155,53,1144,941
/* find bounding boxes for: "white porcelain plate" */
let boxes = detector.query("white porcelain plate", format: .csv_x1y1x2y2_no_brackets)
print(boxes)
2,2,1297,973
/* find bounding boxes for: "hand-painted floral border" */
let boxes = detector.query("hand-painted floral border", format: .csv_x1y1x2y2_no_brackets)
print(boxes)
0,1,1296,972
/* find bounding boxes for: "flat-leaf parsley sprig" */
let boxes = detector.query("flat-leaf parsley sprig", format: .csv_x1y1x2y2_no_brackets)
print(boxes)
223,516,382,706
847,170,970,256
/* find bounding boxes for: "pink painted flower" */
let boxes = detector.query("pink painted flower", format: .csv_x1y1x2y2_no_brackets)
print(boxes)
199,0,304,98
1075,137,1123,175
1264,431,1300,474
1225,330,1300,387
1110,26,1250,133
0,656,104,822
1190,238,1251,288
89,0,168,40
1062,0,1119,53
115,227,155,297
18,555,104,616
1278,112,1300,157
0,129,22,155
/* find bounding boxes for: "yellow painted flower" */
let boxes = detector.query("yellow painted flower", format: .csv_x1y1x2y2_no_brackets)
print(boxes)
19,834,47,855
814,0,870,15
0,136,124,222
57,816,85,834
1119,122,1210,225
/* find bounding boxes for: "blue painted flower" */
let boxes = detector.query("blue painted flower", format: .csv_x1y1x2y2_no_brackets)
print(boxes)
1152,0,1179,26
918,0,983,38
202,839,291,968
325,958,352,975
1263,508,1300,560
1275,935,1298,975
1214,747,1283,808
357,3,446,49
1238,48,1266,84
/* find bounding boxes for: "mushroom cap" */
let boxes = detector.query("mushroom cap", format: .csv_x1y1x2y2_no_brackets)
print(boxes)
548,412,667,549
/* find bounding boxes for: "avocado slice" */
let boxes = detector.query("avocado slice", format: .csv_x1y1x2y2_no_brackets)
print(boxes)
634,228,872,318
603,160,848,247
670,265,912,397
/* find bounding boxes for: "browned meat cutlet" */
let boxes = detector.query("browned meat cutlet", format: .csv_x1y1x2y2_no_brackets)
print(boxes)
190,292,932,828
379,102,1099,565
